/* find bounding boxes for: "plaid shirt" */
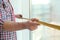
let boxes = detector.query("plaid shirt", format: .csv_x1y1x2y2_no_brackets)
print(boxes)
0,0,17,40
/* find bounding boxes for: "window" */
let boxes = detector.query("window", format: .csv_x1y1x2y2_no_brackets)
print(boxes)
31,0,51,40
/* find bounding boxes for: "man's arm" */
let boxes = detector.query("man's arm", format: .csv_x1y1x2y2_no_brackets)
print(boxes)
3,20,39,31
3,21,26,31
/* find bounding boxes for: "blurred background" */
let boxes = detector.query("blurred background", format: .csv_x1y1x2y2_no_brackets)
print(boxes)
10,0,60,40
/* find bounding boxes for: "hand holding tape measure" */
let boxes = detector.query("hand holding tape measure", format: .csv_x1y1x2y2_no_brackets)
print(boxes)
15,14,60,30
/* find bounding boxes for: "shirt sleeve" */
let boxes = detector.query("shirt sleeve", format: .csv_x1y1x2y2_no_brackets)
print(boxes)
11,7,15,21
0,10,4,31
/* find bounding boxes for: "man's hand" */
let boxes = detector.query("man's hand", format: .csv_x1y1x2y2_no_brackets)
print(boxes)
25,18,40,31
15,14,22,18
31,18,39,22
15,14,40,31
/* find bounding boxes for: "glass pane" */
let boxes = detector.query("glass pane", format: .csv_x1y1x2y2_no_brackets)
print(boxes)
31,0,60,40
31,0,51,22
31,0,51,40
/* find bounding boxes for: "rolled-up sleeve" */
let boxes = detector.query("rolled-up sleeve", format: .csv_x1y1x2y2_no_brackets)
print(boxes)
0,19,3,25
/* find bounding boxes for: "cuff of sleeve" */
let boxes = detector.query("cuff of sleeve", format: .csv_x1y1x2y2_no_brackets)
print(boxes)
0,19,4,26
0,19,4,31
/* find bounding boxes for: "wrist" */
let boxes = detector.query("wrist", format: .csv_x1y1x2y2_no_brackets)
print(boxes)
22,22,30,29
18,22,27,29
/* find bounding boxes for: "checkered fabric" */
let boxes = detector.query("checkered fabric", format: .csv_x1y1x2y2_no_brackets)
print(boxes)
0,0,17,40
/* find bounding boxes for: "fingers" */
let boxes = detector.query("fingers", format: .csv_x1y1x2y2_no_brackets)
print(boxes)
31,18,39,22
29,26,38,31
19,14,22,18
28,21,39,25
26,21,39,31
15,14,22,18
